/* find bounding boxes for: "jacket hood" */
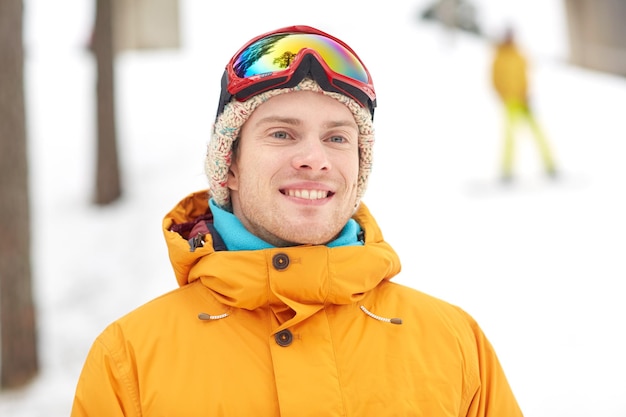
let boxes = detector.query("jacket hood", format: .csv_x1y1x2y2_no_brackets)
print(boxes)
162,190,401,329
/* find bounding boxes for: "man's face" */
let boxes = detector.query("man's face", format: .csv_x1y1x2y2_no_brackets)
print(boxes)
228,91,360,246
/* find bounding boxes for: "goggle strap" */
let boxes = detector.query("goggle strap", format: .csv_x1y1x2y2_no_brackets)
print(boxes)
216,71,232,119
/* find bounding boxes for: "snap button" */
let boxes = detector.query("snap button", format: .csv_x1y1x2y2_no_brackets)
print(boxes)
272,253,290,270
275,330,293,347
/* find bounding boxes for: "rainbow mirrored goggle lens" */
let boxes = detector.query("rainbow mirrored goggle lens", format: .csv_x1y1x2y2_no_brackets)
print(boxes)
232,33,370,83
216,28,376,119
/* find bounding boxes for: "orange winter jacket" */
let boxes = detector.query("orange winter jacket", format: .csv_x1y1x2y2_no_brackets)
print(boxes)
71,190,523,417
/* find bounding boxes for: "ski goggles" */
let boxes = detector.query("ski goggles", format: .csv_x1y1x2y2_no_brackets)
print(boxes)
216,25,376,119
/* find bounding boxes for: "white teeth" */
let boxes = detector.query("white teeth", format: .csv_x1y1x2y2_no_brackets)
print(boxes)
286,189,328,199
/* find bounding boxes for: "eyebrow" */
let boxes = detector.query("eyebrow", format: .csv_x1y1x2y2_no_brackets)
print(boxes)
254,116,357,129
255,116,302,127
325,120,358,129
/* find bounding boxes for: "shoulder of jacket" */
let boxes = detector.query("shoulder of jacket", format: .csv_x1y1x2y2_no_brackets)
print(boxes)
372,281,479,328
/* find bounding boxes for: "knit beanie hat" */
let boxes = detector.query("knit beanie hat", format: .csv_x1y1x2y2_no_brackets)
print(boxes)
206,78,374,211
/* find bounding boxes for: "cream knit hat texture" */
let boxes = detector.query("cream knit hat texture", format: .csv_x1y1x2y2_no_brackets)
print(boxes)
206,78,374,211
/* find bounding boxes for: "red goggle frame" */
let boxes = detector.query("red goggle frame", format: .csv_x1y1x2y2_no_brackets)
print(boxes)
216,25,376,119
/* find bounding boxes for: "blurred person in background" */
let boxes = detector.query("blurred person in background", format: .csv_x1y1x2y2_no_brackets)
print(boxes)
71,25,523,416
492,26,558,182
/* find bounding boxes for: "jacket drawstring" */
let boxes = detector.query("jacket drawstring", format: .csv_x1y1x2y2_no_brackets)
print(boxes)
198,312,229,321
199,307,401,324
360,305,402,325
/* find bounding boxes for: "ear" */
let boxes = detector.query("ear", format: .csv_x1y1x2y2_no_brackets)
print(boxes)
227,160,239,191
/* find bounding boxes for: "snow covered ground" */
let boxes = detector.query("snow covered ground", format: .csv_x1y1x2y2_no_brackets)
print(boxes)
1,0,625,416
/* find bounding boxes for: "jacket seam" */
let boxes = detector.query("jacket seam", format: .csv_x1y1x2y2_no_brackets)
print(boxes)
95,332,143,416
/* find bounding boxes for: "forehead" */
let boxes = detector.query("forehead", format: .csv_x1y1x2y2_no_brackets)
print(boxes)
246,90,356,125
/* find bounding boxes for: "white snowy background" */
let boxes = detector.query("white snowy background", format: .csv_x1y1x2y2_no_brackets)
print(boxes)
1,0,625,416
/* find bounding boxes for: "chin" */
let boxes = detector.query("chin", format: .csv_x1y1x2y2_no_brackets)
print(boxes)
282,229,336,246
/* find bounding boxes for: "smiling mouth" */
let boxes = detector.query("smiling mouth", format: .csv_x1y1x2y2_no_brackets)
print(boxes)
282,189,334,200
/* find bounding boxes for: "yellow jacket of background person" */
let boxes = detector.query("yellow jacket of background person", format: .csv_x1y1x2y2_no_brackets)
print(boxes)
71,190,523,417
492,42,528,104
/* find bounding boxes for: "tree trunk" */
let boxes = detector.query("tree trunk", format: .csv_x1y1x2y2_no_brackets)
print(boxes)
93,0,122,204
0,0,39,389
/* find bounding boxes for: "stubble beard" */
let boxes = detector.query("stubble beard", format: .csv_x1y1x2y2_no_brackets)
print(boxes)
240,198,354,247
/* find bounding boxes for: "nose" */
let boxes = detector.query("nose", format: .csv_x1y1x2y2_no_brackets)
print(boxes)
292,138,330,171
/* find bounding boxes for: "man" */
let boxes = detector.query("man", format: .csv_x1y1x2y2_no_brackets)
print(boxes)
71,25,523,416
492,26,558,181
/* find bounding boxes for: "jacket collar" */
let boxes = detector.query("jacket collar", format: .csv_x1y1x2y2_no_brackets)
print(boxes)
163,190,401,328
